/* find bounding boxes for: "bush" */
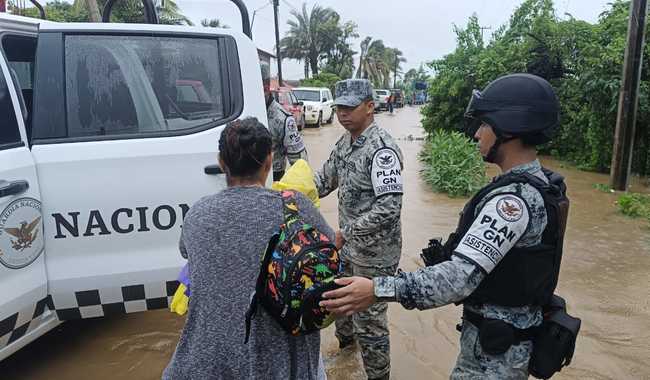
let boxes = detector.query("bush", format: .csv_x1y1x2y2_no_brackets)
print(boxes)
421,0,650,176
300,72,342,94
419,129,488,197
617,193,650,223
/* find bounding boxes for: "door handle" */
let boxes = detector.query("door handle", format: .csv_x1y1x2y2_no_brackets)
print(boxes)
204,164,224,175
0,180,29,198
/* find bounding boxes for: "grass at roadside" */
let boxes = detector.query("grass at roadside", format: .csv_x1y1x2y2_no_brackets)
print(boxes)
419,130,488,198
617,193,650,225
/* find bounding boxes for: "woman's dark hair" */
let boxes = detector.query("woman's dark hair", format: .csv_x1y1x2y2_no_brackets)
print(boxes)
219,117,272,178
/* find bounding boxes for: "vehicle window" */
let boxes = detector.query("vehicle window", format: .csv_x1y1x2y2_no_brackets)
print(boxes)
65,35,227,138
326,90,332,101
293,90,320,102
289,91,298,104
0,69,21,146
176,84,200,103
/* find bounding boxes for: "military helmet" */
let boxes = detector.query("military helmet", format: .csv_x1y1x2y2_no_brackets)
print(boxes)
464,73,560,145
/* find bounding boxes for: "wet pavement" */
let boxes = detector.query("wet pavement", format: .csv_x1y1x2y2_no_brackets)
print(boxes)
2,106,650,379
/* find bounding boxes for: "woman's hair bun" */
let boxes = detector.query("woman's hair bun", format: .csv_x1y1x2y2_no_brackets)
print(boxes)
218,117,273,178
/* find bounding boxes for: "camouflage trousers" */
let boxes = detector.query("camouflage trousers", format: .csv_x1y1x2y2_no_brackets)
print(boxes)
335,261,398,379
450,322,532,380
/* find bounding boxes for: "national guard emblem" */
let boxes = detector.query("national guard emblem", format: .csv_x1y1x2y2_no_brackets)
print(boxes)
0,198,44,269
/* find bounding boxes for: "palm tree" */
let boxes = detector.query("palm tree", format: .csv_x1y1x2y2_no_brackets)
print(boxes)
155,0,192,25
280,3,338,78
201,19,228,28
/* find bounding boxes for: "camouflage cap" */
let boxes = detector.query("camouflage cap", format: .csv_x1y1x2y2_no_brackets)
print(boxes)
334,79,374,107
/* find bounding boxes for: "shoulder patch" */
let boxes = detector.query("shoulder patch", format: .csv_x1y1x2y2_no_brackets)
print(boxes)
496,196,525,222
453,193,530,274
371,147,403,196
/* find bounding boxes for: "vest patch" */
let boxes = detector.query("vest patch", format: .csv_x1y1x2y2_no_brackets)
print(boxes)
371,148,403,196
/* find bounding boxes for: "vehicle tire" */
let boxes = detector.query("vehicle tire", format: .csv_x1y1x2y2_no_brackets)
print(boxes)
316,112,322,128
327,109,334,124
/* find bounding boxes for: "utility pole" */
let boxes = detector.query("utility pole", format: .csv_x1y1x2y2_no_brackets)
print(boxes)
393,57,398,88
610,0,648,190
479,26,491,43
273,0,283,86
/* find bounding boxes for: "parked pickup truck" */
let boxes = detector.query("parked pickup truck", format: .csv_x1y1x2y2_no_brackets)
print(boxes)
0,0,265,361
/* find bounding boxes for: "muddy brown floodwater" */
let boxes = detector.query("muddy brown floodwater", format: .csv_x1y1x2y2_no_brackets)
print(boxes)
2,106,649,380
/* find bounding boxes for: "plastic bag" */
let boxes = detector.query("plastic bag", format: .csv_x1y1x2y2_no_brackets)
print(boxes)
272,159,320,208
170,262,191,316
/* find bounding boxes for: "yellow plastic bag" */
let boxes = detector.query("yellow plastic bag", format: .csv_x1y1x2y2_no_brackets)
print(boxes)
170,283,189,316
272,159,320,208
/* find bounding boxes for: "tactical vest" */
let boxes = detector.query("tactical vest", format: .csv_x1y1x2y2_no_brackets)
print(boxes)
443,167,569,307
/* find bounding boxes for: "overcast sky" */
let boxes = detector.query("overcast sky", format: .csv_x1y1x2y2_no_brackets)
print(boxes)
179,0,614,79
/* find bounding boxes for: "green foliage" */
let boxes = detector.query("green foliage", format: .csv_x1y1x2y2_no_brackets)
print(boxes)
201,19,228,28
10,0,89,22
617,193,650,223
593,183,615,193
356,38,406,88
419,129,488,197
300,72,342,93
421,0,650,176
10,0,191,24
281,4,356,79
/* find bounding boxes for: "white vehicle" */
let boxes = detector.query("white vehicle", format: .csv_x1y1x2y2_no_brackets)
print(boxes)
373,89,391,111
292,87,334,128
0,0,266,361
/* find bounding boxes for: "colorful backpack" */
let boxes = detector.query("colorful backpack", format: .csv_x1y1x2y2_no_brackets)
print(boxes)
244,191,342,343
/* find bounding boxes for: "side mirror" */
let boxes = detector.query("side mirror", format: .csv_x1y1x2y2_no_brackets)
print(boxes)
295,101,304,106
322,98,327,103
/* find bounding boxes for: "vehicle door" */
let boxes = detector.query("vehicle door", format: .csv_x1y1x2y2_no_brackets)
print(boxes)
324,89,334,121
0,34,49,357
29,25,265,320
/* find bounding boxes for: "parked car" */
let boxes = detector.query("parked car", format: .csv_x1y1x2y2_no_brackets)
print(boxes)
0,0,266,361
292,87,334,127
271,87,305,130
373,89,391,111
390,89,404,108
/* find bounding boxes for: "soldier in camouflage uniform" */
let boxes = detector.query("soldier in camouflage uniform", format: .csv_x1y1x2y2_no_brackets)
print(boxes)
315,79,403,380
321,74,568,379
262,66,308,180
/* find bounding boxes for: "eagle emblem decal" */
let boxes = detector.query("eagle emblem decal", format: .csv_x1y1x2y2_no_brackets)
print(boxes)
0,197,45,269
4,216,41,251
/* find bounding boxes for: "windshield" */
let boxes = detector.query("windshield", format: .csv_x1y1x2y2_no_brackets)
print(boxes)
293,90,321,102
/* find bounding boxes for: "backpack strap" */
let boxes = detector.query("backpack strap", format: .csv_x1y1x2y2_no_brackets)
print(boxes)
244,233,280,344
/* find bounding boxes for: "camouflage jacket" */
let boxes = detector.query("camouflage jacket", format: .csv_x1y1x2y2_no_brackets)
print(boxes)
375,160,548,328
267,100,308,173
315,122,403,266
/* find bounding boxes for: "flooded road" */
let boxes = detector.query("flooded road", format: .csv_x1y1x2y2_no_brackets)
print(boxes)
2,106,649,379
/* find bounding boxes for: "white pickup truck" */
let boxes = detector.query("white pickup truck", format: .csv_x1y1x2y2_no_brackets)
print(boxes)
0,1,265,361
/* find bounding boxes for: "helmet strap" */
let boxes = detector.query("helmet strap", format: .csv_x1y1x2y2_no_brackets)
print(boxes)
484,133,516,163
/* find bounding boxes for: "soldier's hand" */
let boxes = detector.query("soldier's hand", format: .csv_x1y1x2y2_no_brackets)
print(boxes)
320,277,375,316
335,230,346,250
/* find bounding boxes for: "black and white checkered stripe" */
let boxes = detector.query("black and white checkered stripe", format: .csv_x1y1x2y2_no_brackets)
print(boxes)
0,295,53,350
0,280,180,351
51,280,180,320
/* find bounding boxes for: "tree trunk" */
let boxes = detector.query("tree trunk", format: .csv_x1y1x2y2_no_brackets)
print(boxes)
304,59,310,79
86,0,101,22
309,52,319,77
